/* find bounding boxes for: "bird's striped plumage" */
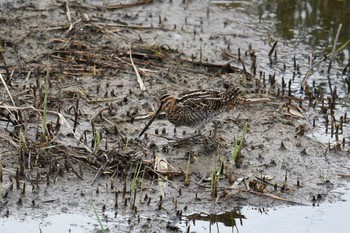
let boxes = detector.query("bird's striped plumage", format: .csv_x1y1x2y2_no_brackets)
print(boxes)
139,88,241,137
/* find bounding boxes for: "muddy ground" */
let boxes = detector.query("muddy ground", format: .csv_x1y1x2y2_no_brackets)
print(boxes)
0,1,349,232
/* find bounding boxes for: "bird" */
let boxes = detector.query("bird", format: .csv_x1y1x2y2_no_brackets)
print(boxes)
138,88,242,137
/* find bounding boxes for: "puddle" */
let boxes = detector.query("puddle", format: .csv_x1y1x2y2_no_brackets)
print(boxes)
0,213,98,233
0,0,349,233
2,184,350,233
178,184,350,233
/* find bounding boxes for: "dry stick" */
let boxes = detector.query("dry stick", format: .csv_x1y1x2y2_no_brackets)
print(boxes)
106,0,153,10
0,159,2,184
66,159,84,180
199,40,203,63
91,162,107,185
301,24,348,86
88,97,121,104
242,189,307,205
308,52,313,78
64,0,73,34
65,0,72,22
239,97,270,105
84,23,121,36
64,2,83,35
0,130,19,149
342,59,350,74
326,24,342,94
91,22,167,31
73,99,79,133
328,24,343,73
0,48,10,77
0,105,93,153
241,60,247,74
268,41,278,57
0,74,19,124
0,74,15,106
31,26,69,32
24,68,36,82
2,179,15,198
129,46,146,92
68,19,82,33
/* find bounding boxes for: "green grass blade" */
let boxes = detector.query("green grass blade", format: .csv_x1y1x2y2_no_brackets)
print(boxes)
130,161,142,205
91,202,106,233
232,122,248,164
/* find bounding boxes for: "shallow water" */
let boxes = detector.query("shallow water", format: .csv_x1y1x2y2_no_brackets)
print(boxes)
0,0,349,232
2,184,349,233
178,183,350,233
0,213,96,233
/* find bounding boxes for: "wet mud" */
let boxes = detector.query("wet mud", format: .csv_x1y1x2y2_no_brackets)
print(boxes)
0,1,349,232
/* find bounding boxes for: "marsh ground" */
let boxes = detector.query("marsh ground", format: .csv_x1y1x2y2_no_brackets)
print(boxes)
1,1,349,232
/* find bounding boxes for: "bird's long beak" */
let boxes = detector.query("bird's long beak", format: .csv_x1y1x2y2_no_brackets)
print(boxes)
138,103,164,137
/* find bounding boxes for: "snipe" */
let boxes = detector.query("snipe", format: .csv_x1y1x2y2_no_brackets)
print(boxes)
139,88,242,137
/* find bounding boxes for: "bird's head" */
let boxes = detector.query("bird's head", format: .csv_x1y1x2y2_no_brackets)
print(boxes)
159,94,176,113
138,94,176,137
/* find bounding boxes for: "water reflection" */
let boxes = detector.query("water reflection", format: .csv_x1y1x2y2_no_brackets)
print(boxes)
187,209,245,228
258,0,350,53
180,209,243,233
178,185,350,233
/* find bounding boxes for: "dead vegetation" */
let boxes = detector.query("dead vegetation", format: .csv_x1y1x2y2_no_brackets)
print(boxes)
0,1,349,232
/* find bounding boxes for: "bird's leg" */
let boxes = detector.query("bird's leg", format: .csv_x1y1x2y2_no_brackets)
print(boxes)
174,127,202,139
168,130,203,145
203,120,227,147
182,129,203,142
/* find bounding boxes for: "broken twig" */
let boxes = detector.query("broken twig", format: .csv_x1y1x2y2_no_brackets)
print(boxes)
129,46,146,92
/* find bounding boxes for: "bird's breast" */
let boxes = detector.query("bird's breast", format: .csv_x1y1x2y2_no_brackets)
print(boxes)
167,107,223,127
